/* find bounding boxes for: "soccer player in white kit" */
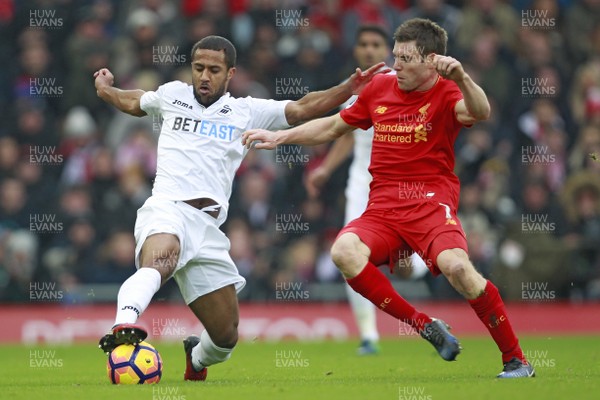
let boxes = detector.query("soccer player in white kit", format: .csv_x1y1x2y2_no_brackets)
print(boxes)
93,35,388,381
306,26,427,355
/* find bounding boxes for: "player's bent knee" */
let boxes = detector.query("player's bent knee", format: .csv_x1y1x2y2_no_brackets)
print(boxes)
439,257,468,281
331,234,370,278
330,239,357,270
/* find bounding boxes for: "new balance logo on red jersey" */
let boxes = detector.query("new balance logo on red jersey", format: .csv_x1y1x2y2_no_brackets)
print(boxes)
374,105,387,114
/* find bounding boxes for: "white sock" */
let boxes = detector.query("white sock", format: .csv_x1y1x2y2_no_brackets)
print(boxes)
191,330,234,370
345,282,379,342
114,268,162,326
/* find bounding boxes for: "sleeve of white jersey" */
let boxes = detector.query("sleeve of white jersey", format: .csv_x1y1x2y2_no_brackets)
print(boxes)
140,83,168,115
247,98,292,130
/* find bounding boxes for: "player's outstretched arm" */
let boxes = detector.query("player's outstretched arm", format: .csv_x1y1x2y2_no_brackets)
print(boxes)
94,68,146,117
431,55,490,125
305,133,355,198
284,62,390,126
242,114,355,150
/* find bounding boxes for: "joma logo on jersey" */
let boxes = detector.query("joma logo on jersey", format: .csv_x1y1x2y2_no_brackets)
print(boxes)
374,105,387,114
172,99,193,109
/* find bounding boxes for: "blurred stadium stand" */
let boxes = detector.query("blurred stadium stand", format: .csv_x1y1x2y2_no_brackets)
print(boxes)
1,0,600,312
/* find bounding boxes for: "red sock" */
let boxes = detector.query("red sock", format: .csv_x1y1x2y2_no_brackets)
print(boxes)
469,280,525,364
347,262,431,332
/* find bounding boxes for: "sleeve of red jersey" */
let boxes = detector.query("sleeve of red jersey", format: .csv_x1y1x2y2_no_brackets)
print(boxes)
339,82,373,131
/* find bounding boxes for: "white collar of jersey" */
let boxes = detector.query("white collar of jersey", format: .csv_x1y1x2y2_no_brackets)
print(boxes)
192,91,231,110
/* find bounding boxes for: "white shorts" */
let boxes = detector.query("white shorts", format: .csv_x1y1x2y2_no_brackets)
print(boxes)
134,196,246,304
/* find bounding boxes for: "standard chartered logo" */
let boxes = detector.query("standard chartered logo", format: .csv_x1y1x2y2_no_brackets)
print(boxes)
373,122,432,144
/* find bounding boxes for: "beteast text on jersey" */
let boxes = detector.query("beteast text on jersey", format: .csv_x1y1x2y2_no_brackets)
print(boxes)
172,117,236,141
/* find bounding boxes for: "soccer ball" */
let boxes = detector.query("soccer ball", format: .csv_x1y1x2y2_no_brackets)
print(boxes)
107,341,162,384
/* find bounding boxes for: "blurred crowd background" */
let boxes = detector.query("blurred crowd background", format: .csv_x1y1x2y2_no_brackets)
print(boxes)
1,0,600,304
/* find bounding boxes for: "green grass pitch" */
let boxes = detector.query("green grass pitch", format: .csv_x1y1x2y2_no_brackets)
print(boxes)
2,336,599,400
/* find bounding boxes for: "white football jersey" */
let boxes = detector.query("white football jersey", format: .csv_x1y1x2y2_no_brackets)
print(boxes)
140,81,290,225
341,94,374,223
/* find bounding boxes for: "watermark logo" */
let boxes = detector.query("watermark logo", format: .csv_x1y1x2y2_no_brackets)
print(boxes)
152,318,186,338
275,77,310,98
30,282,63,301
275,9,309,28
29,78,63,97
394,45,427,64
397,250,433,271
152,386,186,400
29,146,63,165
30,349,63,368
398,385,432,400
521,214,555,234
274,350,310,367
521,9,555,29
151,249,179,273
275,145,310,166
398,181,431,200
152,114,163,134
30,214,63,234
398,319,420,337
523,349,555,368
521,282,555,301
275,281,310,301
30,9,63,28
521,145,555,165
152,46,187,65
275,213,310,234
521,78,556,97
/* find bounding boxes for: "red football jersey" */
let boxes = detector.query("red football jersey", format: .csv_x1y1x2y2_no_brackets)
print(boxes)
340,74,466,210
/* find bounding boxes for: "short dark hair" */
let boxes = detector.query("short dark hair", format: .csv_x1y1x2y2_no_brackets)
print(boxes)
355,25,390,46
190,35,237,68
393,18,447,56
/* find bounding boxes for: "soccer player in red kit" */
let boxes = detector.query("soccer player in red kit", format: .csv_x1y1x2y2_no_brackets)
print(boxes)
243,18,534,378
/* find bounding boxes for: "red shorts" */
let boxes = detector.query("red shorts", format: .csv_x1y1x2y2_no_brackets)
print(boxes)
338,200,468,276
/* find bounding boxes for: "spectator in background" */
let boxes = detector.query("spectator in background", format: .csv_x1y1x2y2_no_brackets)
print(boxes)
0,136,20,179
342,0,403,50
568,124,600,173
42,217,98,286
565,0,600,63
114,124,157,179
570,56,600,127
400,0,462,54
63,10,111,114
0,178,29,230
455,127,493,184
463,30,512,118
14,102,57,149
59,106,99,186
112,8,162,80
561,171,600,299
56,185,94,226
492,177,569,300
92,229,137,284
456,0,519,57
0,230,39,302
